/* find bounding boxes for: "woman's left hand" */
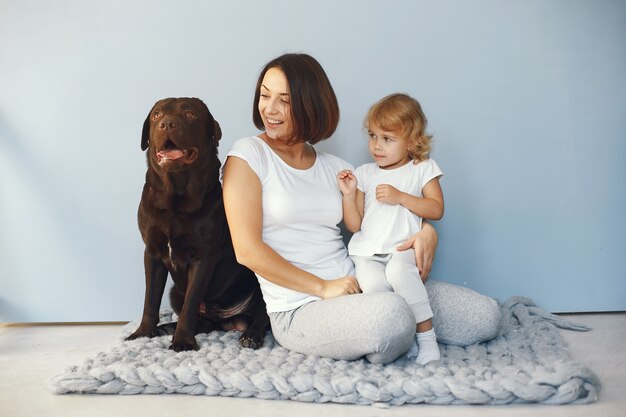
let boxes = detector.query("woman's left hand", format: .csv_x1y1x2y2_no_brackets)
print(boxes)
396,222,438,281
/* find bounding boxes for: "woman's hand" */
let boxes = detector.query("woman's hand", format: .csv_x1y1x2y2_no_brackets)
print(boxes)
320,276,361,299
396,222,438,281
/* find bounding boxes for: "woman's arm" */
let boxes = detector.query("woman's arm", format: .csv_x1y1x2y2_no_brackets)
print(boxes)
396,221,438,281
223,156,360,298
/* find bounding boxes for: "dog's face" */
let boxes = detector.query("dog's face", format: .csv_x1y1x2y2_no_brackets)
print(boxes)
141,97,222,172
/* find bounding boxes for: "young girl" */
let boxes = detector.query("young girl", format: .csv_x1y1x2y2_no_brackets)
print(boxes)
337,93,444,364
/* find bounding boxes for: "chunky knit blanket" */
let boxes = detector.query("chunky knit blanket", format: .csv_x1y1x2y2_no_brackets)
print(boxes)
51,297,600,406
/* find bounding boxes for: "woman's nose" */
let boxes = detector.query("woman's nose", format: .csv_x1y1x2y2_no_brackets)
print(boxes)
265,99,279,114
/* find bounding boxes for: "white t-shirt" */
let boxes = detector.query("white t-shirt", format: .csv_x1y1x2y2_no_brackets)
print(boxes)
226,136,355,313
348,159,443,257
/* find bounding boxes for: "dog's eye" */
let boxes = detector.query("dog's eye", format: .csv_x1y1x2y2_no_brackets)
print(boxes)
152,111,162,120
185,111,195,119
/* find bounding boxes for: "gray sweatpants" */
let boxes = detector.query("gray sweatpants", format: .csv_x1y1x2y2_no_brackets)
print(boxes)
269,279,502,364
352,250,433,324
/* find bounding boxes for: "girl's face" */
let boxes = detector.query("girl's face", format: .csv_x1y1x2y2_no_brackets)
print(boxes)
258,67,293,141
367,122,411,170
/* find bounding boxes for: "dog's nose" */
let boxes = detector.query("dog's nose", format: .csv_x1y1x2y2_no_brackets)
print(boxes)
159,118,178,130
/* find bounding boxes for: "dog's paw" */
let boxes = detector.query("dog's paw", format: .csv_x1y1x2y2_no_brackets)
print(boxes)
126,327,158,341
239,331,264,349
169,338,199,352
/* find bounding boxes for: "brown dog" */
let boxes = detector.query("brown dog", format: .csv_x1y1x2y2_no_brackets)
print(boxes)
126,97,269,351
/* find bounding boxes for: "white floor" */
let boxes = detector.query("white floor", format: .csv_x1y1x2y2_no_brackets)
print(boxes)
1,313,624,417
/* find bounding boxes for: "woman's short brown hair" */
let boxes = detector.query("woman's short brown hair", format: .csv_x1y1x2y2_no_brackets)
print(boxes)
253,53,339,144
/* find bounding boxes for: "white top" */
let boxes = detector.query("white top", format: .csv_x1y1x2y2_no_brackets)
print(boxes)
348,159,443,257
226,136,355,313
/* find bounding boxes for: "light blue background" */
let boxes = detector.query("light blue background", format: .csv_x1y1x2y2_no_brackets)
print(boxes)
1,0,624,322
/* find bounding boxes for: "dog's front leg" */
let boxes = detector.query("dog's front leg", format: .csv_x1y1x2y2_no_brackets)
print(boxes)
240,289,270,349
169,258,216,351
126,251,169,340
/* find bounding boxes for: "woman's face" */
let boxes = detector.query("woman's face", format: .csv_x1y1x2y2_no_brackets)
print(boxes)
258,67,293,141
367,122,411,170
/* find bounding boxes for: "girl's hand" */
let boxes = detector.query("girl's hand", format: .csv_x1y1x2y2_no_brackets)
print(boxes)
376,184,403,205
396,222,438,281
337,170,357,196
320,276,361,299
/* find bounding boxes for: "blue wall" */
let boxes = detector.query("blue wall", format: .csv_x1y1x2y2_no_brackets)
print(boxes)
1,0,624,321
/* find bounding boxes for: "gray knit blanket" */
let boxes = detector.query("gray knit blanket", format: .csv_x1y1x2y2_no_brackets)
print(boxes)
51,297,600,406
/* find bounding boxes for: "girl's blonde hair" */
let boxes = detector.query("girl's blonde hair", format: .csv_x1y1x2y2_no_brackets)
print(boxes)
365,93,432,162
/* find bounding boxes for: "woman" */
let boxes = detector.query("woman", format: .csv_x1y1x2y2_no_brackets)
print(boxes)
223,53,501,364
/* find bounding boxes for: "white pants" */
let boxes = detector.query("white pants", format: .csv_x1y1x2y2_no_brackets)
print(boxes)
352,249,433,324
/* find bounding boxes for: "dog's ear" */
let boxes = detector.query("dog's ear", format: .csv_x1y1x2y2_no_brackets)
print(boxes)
197,98,221,144
212,119,222,143
141,107,152,151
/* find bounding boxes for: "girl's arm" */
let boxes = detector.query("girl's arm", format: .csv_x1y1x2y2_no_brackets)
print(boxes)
223,157,361,299
337,170,364,233
376,177,444,220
